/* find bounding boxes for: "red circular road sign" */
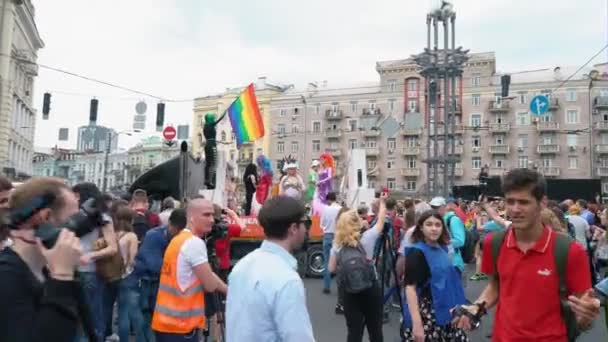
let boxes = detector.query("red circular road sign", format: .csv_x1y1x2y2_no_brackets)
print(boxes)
163,126,177,140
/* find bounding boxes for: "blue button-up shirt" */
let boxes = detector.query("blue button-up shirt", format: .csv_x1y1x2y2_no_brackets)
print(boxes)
133,225,169,279
226,241,315,342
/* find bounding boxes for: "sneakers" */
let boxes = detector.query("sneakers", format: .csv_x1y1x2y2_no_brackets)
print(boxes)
469,273,488,281
335,304,344,315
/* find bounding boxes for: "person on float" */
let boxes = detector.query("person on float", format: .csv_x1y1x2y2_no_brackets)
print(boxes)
279,156,306,200
312,153,335,216
250,155,273,216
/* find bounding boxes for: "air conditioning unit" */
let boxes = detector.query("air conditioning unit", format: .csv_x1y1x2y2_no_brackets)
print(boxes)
472,147,480,152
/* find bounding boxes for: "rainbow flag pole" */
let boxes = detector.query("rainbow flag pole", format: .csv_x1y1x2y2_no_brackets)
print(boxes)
226,83,265,148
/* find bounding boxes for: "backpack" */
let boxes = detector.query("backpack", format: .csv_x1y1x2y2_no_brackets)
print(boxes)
491,230,580,342
95,234,126,282
133,211,152,242
337,245,376,294
448,215,478,264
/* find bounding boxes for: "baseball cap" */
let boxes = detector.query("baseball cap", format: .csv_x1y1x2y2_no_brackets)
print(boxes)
311,160,320,167
429,196,446,207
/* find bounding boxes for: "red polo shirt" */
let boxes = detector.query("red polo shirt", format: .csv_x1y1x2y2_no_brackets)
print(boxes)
481,226,591,342
215,224,242,270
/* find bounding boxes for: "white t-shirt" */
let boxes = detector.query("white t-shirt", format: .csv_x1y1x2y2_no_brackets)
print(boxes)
331,224,381,260
176,231,209,291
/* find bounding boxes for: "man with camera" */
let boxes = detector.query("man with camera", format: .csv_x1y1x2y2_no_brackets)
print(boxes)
0,177,83,341
152,198,228,342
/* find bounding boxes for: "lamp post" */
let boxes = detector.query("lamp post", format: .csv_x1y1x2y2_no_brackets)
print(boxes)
102,130,141,192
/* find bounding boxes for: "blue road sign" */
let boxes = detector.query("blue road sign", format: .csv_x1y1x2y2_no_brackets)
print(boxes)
530,95,549,116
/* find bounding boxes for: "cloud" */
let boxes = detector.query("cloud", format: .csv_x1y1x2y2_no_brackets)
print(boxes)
33,0,606,148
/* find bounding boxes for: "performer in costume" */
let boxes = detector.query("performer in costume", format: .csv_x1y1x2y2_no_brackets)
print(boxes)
242,162,258,215
251,155,273,215
306,160,320,204
312,153,335,216
279,155,305,200
203,112,227,189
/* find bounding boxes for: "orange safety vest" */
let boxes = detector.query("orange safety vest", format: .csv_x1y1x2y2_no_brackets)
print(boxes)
151,230,206,333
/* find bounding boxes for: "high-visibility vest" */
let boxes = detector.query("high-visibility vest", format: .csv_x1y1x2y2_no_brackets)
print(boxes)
151,230,206,333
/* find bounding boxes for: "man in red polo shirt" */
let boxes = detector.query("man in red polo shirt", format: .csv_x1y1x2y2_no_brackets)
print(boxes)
453,168,600,341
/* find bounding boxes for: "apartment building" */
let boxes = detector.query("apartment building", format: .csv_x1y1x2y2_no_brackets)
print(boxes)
267,52,608,195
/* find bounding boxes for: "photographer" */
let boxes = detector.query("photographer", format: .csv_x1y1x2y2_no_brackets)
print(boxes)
151,198,227,342
213,205,244,281
71,182,117,341
0,177,83,342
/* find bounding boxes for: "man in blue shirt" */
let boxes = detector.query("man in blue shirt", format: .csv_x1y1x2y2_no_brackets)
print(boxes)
226,196,315,342
134,209,186,341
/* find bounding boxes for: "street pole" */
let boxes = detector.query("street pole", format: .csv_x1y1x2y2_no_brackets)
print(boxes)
102,131,111,192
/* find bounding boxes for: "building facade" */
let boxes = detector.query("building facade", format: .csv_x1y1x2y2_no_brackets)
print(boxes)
267,53,608,195
0,0,44,179
76,124,118,153
126,136,179,184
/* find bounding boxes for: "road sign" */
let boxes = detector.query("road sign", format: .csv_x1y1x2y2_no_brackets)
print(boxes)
136,101,147,115
162,126,176,140
530,95,549,116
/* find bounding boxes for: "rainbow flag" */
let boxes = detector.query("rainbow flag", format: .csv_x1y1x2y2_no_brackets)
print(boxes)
227,83,264,147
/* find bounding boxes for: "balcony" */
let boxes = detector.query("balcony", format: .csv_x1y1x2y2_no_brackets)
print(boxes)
489,123,511,133
325,129,342,139
596,145,608,154
537,144,560,154
362,108,382,116
429,125,464,136
537,121,560,132
363,129,381,137
401,168,421,177
489,145,510,154
489,101,510,113
538,167,561,177
594,96,608,109
595,121,608,131
365,147,380,156
549,98,560,111
325,109,344,120
597,167,608,177
328,148,342,157
454,167,464,177
453,104,462,114
489,168,506,177
401,146,420,156
401,127,423,136
238,158,253,166
450,146,464,155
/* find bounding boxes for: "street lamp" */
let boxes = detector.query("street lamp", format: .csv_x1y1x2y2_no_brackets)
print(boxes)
102,129,142,192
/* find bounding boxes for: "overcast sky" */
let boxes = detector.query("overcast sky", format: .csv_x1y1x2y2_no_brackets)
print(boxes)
32,0,605,149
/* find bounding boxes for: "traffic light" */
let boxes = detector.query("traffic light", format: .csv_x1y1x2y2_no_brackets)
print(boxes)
90,98,99,124
501,74,511,98
156,102,165,131
42,93,51,119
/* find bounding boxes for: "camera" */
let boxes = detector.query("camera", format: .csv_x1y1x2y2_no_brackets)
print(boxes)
35,197,107,249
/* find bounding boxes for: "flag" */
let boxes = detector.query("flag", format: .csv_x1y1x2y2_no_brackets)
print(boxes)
227,83,264,147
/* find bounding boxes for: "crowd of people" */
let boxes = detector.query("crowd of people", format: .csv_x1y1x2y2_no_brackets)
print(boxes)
0,166,607,341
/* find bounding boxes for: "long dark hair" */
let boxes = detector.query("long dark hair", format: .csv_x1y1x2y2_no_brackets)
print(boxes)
243,163,258,185
410,210,451,245
114,206,135,233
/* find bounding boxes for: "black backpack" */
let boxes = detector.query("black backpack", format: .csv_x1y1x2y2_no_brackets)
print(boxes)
133,211,152,242
337,245,376,294
448,215,478,264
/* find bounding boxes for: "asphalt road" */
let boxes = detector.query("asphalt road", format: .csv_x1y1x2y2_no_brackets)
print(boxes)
304,265,608,342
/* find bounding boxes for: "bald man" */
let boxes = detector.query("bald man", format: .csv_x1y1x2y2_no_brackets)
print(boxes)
152,198,227,342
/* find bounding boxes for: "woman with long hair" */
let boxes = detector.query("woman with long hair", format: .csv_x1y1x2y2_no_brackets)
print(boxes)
328,194,387,342
242,163,258,215
313,153,335,216
250,155,273,215
402,211,468,342
114,206,145,342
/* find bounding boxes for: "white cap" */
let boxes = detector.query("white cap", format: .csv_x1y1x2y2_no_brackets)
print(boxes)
282,162,298,172
429,196,446,207
311,160,320,167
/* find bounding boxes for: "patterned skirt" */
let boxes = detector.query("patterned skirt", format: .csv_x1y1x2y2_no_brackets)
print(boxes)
402,295,469,342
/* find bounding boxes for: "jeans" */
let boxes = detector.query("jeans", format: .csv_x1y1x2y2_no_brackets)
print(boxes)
343,284,384,342
323,233,334,290
119,273,146,342
78,272,105,342
155,330,200,342
103,279,120,338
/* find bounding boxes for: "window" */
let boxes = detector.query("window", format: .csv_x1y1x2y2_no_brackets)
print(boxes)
406,157,417,169
312,140,321,152
315,104,320,115
541,113,554,122
566,89,577,102
495,159,505,168
471,94,481,106
541,89,552,100
369,102,376,112
566,110,578,124
256,148,263,156
279,109,286,117
601,133,608,145
569,157,579,169
471,73,481,87
277,124,286,136
291,141,299,153
332,103,339,113
389,99,396,112
348,119,357,132
387,138,396,150
406,180,416,191
470,114,482,127
292,124,299,133
387,178,396,190
294,108,299,115
387,159,396,169
472,157,482,169
351,102,358,113
367,159,377,169
495,135,505,145
388,80,397,92
408,100,418,112
567,134,578,147
516,112,530,126
221,131,227,142
277,142,284,153
349,139,357,150
517,134,528,148
542,157,553,168
366,139,377,148
406,137,418,147
407,79,419,96
518,156,528,168
312,121,321,134
518,92,528,105
472,135,481,147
